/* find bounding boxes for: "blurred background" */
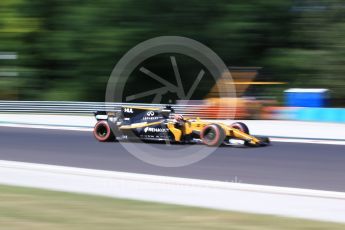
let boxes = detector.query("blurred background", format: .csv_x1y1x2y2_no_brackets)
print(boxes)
1,0,345,121
1,2,345,228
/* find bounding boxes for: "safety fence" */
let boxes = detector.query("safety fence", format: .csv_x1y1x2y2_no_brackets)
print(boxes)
2,101,345,122
0,101,241,119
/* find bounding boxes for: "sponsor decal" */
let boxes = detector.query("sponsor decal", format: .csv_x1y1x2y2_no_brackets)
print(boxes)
143,116,161,121
146,111,155,116
124,108,134,113
144,127,168,133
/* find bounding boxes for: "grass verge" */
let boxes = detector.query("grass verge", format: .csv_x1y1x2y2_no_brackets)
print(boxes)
0,184,344,230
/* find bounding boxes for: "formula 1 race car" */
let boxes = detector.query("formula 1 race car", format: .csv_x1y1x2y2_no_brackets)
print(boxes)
93,106,270,147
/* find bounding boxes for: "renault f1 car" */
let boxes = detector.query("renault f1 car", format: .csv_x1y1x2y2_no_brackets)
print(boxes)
93,106,270,147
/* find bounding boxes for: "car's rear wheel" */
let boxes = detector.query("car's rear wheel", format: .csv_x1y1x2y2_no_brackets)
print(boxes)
230,122,249,134
93,121,115,142
200,124,225,147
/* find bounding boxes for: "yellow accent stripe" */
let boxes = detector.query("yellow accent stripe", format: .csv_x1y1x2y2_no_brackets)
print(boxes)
120,121,163,129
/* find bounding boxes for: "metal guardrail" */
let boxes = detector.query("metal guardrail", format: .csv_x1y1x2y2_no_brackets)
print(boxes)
0,101,112,113
0,101,165,114
0,101,238,119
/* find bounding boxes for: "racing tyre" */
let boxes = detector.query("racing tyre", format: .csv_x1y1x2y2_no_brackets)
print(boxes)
230,122,249,134
200,124,225,147
93,121,115,142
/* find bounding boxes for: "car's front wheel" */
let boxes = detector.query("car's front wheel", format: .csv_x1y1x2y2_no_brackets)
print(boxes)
230,122,250,134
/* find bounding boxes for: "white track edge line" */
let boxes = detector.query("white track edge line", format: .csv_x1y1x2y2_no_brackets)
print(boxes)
0,160,344,200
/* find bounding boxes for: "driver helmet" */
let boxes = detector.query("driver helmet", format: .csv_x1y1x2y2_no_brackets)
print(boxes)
174,114,184,121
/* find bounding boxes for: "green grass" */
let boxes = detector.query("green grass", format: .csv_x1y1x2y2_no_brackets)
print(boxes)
0,185,344,230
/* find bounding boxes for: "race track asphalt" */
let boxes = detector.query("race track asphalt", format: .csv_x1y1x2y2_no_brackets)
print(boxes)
0,126,344,192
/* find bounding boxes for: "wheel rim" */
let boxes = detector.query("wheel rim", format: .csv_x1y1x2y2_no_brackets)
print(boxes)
204,129,216,141
97,125,108,137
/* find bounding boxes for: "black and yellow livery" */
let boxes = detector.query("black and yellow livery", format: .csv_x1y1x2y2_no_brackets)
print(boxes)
93,106,270,147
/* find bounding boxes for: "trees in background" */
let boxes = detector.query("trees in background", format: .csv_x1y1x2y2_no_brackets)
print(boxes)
0,0,344,105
